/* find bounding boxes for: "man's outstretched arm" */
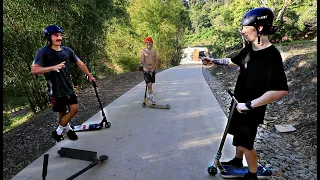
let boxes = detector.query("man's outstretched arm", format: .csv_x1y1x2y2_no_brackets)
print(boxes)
212,58,236,67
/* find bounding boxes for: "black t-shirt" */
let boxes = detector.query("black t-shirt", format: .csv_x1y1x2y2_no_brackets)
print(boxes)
33,46,79,97
230,44,288,124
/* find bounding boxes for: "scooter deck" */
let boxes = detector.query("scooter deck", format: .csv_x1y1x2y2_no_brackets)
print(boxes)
220,165,272,179
72,123,103,132
58,147,98,162
142,100,170,109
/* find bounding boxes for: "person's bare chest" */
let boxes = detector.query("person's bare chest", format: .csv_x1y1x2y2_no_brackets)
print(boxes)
143,50,156,59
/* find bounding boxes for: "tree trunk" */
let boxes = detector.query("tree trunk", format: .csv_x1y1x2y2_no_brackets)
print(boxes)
276,0,289,22
260,0,268,7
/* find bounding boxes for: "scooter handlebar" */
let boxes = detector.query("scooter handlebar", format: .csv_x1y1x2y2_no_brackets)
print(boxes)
227,90,238,103
227,90,234,97
227,90,247,115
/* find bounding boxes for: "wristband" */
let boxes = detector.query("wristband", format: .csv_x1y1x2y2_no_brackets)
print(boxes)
245,101,253,110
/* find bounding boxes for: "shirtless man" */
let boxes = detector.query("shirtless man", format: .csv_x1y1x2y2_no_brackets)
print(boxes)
140,37,159,105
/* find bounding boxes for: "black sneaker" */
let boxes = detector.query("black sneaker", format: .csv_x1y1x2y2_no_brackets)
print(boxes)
242,172,258,180
52,130,64,142
66,130,78,140
221,157,243,167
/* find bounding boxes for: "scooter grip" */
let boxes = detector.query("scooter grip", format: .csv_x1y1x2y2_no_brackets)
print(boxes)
92,81,97,88
227,90,248,115
42,154,49,180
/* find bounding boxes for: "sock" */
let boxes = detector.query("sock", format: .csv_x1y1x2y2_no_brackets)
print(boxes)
248,171,257,176
65,123,73,131
56,125,65,135
234,156,243,163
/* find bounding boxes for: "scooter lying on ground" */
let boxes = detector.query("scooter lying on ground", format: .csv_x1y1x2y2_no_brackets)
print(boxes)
71,81,111,132
42,147,108,180
207,90,272,179
57,147,108,180
142,71,170,109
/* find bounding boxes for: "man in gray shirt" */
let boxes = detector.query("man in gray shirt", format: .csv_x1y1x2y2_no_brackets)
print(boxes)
31,25,96,142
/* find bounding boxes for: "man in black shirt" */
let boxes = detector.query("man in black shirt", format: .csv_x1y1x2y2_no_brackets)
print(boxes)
211,8,288,180
31,25,96,142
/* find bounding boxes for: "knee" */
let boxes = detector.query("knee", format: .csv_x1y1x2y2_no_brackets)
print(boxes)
148,83,152,87
239,146,252,153
70,105,79,115
240,147,258,156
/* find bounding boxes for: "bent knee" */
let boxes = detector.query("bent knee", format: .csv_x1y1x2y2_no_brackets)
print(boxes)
239,146,254,153
69,104,79,115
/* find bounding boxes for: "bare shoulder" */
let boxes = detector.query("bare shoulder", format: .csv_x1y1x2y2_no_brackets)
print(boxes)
151,49,157,55
141,48,148,53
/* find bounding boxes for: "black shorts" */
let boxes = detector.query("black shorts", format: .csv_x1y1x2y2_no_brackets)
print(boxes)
144,71,156,84
227,110,259,150
49,93,78,112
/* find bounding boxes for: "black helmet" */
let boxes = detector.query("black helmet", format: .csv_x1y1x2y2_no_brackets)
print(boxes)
241,7,274,27
241,7,276,44
44,25,63,36
44,25,63,45
44,25,63,37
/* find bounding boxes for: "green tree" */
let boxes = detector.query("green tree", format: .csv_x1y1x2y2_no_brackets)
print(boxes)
128,0,188,68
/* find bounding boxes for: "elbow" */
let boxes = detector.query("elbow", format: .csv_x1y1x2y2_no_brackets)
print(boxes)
282,90,289,97
31,67,42,75
31,69,38,75
278,90,289,98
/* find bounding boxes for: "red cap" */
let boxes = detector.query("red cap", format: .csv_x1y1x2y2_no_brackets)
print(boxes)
145,37,153,43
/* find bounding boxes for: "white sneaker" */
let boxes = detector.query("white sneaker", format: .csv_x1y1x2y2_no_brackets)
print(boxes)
149,94,156,105
147,95,153,104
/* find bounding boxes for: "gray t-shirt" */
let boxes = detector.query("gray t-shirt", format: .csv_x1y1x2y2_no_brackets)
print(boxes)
33,46,79,97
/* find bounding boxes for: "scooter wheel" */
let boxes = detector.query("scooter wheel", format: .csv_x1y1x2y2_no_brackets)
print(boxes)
105,122,111,128
207,165,217,176
142,102,146,107
166,104,171,109
99,155,109,162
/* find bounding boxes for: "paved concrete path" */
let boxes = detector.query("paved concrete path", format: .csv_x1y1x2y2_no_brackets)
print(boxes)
12,63,245,180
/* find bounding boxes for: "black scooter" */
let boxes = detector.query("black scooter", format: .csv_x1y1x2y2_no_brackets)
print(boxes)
207,91,272,179
41,148,108,180
72,81,111,132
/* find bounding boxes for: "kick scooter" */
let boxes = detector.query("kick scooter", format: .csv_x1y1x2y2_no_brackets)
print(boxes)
207,90,272,179
57,147,108,180
142,71,170,109
42,148,108,180
71,81,111,132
